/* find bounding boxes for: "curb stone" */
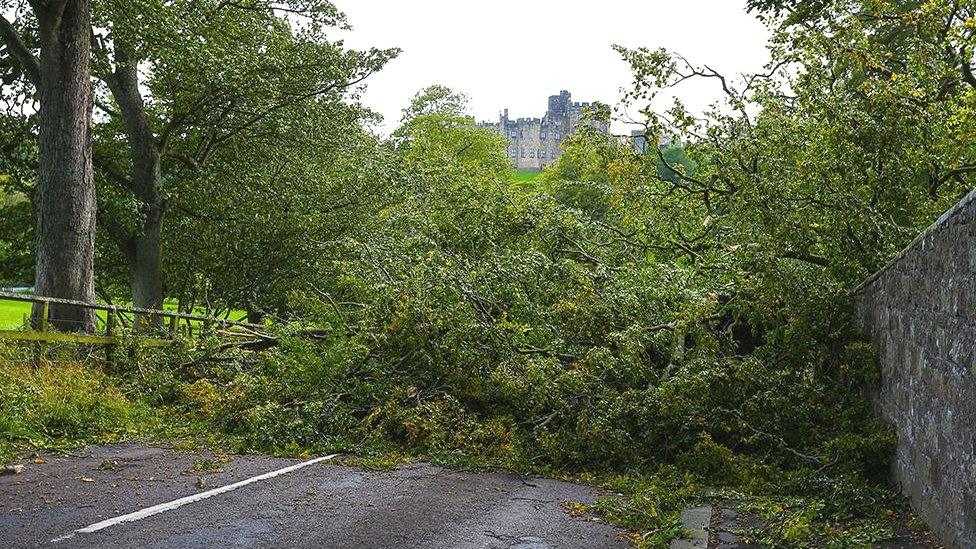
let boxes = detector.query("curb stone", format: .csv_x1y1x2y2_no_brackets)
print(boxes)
670,505,711,548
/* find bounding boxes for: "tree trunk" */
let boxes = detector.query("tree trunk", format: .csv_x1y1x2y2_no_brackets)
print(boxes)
129,205,165,314
105,48,166,318
32,0,96,333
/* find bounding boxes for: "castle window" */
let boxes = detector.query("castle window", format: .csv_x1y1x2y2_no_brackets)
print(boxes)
554,132,562,140
521,149,525,158
510,130,517,138
529,150,535,158
539,151,546,159
540,131,547,139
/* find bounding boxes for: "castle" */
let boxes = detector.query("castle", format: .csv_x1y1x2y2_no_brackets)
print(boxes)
481,90,609,171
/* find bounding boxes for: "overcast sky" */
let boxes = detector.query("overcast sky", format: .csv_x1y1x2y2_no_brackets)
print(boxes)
333,1,772,135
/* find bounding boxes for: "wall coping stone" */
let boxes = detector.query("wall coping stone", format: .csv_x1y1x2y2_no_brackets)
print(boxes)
852,187,976,296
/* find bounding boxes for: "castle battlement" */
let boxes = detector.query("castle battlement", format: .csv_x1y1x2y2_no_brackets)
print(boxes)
479,90,608,171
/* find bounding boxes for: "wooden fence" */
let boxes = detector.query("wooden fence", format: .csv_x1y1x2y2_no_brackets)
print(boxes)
0,290,270,349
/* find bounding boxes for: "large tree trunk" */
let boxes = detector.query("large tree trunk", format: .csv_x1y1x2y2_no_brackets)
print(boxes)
112,204,165,329
105,49,166,317
129,205,165,313
32,0,96,332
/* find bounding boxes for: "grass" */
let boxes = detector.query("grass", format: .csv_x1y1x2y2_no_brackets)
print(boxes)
0,300,29,330
514,169,541,183
0,298,248,330
0,357,158,463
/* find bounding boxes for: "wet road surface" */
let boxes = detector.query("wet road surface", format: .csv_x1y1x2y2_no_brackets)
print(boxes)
0,444,627,548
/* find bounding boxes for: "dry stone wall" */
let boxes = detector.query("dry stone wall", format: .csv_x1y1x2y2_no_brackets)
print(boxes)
853,189,976,548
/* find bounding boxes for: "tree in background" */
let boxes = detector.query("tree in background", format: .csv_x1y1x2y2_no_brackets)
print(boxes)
160,98,394,320
0,114,37,287
1,0,96,331
0,0,398,319
392,86,513,183
88,0,396,315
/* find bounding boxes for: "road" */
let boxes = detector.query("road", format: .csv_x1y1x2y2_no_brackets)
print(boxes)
0,444,628,548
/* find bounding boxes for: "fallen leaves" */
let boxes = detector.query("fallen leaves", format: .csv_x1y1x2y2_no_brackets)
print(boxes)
1,464,24,475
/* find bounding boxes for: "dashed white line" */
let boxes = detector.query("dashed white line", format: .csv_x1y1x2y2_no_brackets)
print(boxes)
51,454,339,544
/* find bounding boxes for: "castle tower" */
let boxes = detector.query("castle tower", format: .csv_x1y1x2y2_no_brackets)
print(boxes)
480,90,606,172
547,90,571,116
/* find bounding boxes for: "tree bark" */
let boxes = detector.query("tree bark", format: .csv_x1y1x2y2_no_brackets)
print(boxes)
103,48,166,317
32,0,97,332
128,207,165,313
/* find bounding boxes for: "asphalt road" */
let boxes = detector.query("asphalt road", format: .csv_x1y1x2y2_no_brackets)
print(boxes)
0,444,628,548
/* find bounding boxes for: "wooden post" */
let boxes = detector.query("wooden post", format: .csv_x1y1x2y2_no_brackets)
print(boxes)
105,308,117,336
39,301,49,332
34,301,50,368
168,314,179,337
105,308,117,369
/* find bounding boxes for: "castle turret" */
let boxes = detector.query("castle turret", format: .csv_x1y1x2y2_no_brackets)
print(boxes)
547,90,571,116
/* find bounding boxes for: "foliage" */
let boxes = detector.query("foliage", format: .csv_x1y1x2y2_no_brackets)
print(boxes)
1,1,973,547
0,345,156,463
160,101,393,318
0,113,37,287
0,187,32,286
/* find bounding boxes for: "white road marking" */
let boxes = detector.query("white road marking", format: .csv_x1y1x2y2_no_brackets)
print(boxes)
51,454,338,544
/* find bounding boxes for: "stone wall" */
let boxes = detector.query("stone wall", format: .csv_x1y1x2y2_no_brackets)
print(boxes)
853,188,976,548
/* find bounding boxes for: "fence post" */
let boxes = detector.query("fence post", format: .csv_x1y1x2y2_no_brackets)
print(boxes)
39,301,49,332
105,308,117,370
168,314,179,337
32,301,50,369
106,308,117,336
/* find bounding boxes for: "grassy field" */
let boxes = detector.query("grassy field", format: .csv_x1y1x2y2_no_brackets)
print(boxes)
0,300,30,329
0,300,114,330
0,299,248,330
514,169,541,183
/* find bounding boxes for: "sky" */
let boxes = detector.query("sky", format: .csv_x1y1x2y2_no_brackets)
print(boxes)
333,0,772,135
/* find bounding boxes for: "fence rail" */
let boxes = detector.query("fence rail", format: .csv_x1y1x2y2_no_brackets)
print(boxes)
0,290,267,348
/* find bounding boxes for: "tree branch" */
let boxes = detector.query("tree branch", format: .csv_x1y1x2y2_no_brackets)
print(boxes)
961,47,976,90
203,69,377,159
92,154,152,203
162,150,201,171
0,16,41,87
779,251,829,267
